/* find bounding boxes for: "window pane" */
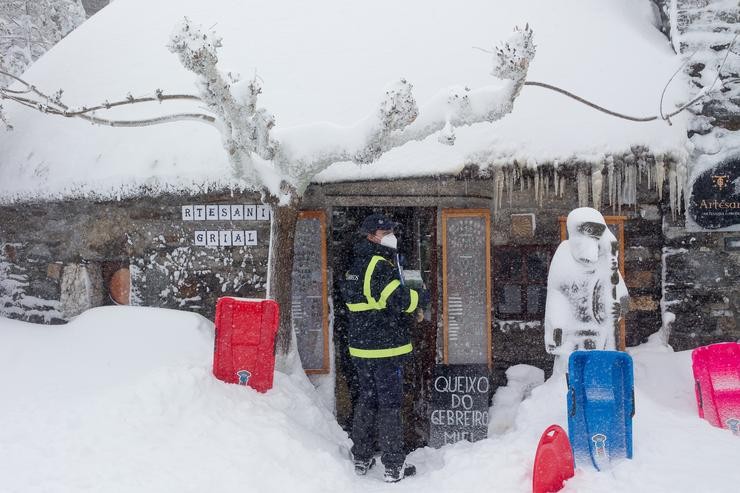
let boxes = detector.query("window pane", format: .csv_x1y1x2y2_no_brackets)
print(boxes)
495,250,522,282
527,285,548,314
526,250,549,282
498,284,522,314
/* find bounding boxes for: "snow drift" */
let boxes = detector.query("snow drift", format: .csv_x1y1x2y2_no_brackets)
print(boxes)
1,307,739,492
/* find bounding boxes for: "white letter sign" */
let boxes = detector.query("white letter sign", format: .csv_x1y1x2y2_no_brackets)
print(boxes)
231,205,244,220
257,205,271,221
219,230,233,246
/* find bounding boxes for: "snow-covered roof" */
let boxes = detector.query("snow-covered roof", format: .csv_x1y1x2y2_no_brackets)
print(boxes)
0,0,689,202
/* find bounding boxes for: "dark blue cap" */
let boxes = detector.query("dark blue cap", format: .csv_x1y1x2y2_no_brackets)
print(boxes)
359,213,398,234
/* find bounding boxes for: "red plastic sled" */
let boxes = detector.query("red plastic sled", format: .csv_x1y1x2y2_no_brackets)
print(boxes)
533,425,575,493
692,342,740,435
213,297,280,393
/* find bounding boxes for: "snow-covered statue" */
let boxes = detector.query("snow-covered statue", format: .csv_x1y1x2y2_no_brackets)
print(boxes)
544,207,629,362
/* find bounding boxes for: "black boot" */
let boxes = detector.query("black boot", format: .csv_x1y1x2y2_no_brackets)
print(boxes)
383,463,416,483
353,457,375,476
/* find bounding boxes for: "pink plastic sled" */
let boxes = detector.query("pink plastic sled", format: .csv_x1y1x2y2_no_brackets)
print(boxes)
692,342,740,435
532,425,574,493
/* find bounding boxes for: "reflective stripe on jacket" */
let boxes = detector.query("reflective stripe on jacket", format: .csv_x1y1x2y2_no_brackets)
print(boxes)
346,255,419,314
340,240,419,359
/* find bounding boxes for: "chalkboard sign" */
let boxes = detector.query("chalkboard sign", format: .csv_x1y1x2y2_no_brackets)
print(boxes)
442,210,491,365
688,158,740,231
291,211,329,373
429,364,491,448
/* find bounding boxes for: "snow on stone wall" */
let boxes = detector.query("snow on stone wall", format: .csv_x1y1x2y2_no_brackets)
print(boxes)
0,193,270,323
674,0,739,175
661,240,740,349
131,243,266,314
59,263,103,319
654,0,740,348
0,242,62,322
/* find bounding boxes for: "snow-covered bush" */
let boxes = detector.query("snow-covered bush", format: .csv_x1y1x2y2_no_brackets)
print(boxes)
0,1,86,85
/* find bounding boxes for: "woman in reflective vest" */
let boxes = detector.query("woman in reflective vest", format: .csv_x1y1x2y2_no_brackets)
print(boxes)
340,213,422,482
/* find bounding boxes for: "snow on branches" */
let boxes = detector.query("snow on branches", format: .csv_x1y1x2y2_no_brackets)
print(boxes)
0,0,86,85
353,79,419,164
167,19,536,198
168,17,279,186
2,18,537,201
492,24,535,84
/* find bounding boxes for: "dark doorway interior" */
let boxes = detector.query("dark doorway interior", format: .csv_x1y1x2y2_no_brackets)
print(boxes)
331,206,437,451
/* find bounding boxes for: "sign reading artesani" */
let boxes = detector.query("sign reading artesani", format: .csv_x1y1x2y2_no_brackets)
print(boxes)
181,204,271,221
181,204,271,247
688,158,740,231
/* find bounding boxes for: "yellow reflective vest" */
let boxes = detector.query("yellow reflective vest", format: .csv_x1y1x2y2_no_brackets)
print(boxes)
341,241,419,358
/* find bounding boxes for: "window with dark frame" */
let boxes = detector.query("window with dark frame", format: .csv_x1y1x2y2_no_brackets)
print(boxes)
493,246,552,320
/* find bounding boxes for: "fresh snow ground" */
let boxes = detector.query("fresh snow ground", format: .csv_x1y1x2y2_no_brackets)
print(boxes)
1,307,738,492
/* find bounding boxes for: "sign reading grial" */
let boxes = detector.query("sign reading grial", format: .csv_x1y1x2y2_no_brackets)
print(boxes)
429,364,490,448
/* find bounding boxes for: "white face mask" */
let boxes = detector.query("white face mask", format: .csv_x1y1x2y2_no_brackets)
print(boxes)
379,233,398,250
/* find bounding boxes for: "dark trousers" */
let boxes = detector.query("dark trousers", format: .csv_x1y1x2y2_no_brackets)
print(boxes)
350,356,405,468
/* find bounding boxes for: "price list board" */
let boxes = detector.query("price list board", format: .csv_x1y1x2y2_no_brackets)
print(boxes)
291,211,330,373
441,210,491,365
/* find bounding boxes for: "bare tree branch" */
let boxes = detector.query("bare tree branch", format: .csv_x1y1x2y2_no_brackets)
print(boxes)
525,34,739,125
0,68,215,128
1,86,34,95
57,93,203,116
75,112,217,128
660,49,698,123
524,81,658,122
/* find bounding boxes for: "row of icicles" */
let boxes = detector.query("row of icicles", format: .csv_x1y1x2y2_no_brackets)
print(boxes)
491,153,687,219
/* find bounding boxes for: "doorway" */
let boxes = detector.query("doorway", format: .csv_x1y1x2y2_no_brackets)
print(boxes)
331,206,438,450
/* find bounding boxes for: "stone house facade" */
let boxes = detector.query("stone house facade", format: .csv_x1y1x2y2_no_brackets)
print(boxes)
1,0,738,447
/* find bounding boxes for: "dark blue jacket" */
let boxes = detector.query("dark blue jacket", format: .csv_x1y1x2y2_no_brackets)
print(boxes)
340,239,419,358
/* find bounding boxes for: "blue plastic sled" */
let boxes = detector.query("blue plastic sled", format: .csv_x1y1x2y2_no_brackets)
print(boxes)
567,351,635,470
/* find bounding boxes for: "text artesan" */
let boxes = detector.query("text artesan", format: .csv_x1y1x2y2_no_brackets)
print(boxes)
699,200,740,209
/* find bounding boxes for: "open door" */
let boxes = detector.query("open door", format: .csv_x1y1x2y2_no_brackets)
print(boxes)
331,207,437,450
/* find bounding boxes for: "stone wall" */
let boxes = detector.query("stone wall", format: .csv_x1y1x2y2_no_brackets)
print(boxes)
663,226,740,350
0,242,62,323
0,168,681,383
0,191,270,322
652,0,740,349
